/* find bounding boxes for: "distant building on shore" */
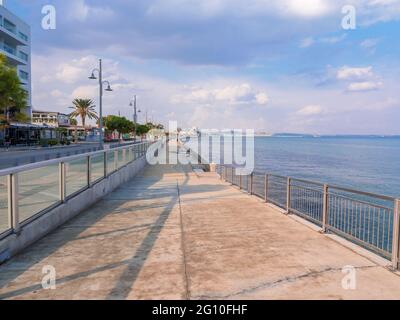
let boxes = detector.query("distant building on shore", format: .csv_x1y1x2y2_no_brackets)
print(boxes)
32,110,71,128
0,0,31,116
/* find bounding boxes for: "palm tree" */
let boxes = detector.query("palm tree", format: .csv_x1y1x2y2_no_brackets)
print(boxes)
69,99,98,128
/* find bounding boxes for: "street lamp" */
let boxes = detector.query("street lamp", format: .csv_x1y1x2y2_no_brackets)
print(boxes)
129,95,141,141
89,59,113,149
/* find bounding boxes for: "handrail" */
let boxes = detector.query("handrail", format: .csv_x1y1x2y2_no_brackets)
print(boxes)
328,184,395,201
236,166,395,202
218,164,400,269
0,141,149,176
0,140,160,241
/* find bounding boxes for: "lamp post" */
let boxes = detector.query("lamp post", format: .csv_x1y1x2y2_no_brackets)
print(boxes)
129,95,141,141
89,59,113,149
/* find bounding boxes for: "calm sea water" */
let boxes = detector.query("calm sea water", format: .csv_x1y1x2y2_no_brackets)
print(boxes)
253,136,400,198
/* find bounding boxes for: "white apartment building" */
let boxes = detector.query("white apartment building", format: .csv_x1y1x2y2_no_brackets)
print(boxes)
0,0,31,116
32,110,71,128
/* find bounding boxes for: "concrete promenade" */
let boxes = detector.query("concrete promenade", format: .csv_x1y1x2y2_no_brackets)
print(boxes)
1,143,400,299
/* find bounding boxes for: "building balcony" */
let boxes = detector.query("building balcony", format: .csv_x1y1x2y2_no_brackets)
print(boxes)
0,45,27,66
0,24,27,47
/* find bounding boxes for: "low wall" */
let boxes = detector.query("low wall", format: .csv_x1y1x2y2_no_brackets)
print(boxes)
0,155,148,264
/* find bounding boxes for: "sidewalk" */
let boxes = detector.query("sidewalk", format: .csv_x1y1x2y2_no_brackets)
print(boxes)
1,142,400,299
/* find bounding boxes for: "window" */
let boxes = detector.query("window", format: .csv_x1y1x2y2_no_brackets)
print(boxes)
3,42,16,55
19,51,28,62
18,32,28,42
3,19,16,34
19,70,29,81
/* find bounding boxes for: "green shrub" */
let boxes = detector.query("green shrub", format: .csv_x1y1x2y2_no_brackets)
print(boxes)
47,139,59,146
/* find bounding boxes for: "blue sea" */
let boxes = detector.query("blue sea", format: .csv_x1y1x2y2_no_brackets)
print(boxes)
253,136,400,198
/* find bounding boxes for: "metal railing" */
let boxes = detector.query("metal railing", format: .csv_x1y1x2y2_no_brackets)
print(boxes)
217,165,400,269
0,141,153,241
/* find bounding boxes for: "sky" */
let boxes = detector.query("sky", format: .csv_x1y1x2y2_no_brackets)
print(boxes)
6,0,400,134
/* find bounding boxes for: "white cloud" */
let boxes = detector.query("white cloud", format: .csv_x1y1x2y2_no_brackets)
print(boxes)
280,0,332,17
347,81,383,91
50,89,64,98
368,0,399,6
337,66,374,80
71,85,98,99
172,83,269,106
66,0,114,22
361,38,379,49
300,33,346,48
67,0,90,22
56,65,84,84
335,65,383,92
320,34,347,44
299,37,315,48
255,92,269,105
297,105,323,116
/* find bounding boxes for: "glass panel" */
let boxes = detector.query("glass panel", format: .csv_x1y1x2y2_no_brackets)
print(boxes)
128,147,133,163
91,154,105,183
107,151,116,174
0,176,9,234
19,165,60,222
66,158,88,197
118,149,124,168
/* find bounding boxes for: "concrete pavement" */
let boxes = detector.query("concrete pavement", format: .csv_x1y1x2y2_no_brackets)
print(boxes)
1,143,400,299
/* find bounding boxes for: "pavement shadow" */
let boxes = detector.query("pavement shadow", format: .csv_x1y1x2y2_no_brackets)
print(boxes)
0,162,167,298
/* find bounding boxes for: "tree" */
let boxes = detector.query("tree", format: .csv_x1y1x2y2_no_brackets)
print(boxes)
69,99,98,128
69,117,78,142
103,115,134,140
0,53,28,132
136,124,151,136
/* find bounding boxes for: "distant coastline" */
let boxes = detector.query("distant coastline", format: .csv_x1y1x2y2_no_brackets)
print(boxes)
254,133,400,139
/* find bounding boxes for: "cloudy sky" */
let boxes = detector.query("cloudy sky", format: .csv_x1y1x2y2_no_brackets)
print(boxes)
7,0,400,134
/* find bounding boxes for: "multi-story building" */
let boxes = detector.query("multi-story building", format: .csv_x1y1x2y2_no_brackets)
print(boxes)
32,110,71,128
0,0,31,116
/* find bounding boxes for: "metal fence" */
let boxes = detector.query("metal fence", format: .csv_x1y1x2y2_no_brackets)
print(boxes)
217,165,400,269
0,141,153,240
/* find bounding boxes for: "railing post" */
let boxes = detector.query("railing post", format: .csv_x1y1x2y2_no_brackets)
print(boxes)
59,162,66,202
104,151,108,177
286,177,291,214
231,167,234,185
239,174,242,190
8,173,20,234
265,174,269,203
224,166,227,182
392,199,400,270
87,155,92,187
250,172,254,195
322,184,329,233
